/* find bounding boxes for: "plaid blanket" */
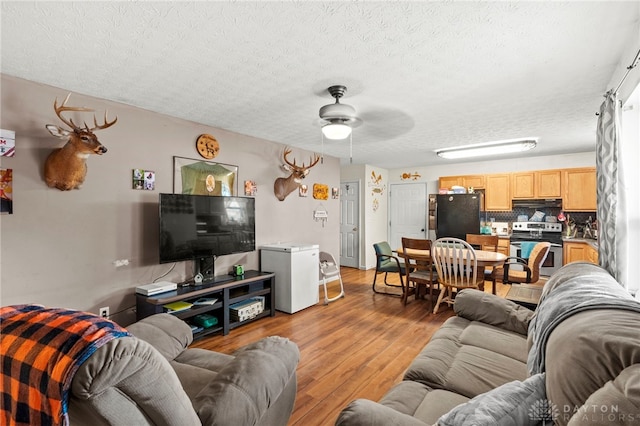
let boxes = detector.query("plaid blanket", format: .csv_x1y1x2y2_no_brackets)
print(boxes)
0,304,131,426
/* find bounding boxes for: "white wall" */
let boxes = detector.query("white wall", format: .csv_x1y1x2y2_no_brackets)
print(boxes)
340,164,389,269
0,75,340,324
364,165,388,270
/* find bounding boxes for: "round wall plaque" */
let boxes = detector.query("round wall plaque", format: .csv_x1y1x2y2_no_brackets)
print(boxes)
196,134,220,159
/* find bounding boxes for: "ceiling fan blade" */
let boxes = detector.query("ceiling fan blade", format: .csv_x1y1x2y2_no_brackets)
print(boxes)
356,108,414,140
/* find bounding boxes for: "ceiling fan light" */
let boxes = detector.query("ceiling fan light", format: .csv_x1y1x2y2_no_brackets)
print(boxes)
435,138,538,159
322,123,352,140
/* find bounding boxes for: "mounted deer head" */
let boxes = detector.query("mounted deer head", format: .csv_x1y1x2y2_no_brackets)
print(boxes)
274,149,320,201
44,93,117,190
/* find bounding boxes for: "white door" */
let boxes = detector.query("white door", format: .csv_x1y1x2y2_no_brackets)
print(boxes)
340,181,359,268
389,183,427,250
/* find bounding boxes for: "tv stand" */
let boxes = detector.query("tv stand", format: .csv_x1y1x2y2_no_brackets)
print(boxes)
136,270,275,339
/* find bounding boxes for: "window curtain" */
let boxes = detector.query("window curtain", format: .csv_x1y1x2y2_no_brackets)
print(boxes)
596,92,626,284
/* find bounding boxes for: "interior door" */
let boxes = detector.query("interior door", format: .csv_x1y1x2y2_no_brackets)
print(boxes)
389,183,427,251
340,181,359,268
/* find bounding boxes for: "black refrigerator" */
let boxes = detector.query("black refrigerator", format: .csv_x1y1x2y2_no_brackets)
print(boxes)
436,194,481,240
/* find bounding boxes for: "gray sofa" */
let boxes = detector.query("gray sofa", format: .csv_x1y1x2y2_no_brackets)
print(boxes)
68,313,300,425
336,262,640,425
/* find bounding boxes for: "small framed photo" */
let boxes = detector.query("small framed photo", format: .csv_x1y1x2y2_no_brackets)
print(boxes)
332,187,339,199
299,184,308,197
133,169,155,190
1,168,13,214
244,180,257,196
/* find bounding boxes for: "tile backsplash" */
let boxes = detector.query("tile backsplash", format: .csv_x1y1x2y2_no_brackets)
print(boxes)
481,207,596,227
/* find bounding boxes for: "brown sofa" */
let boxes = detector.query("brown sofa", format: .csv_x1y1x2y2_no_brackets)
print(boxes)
336,262,640,425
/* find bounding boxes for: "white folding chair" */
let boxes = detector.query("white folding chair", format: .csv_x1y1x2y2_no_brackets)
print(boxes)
319,251,345,305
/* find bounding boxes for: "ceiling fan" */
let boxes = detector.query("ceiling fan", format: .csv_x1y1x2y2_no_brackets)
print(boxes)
315,84,415,164
318,85,362,140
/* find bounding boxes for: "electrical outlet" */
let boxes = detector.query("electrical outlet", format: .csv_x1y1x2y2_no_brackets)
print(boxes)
99,307,109,318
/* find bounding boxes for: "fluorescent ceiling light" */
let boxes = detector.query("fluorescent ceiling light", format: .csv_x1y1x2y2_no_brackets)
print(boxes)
322,123,352,140
435,138,538,159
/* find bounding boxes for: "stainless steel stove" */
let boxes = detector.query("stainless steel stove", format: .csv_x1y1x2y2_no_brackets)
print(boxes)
510,222,563,276
511,222,563,244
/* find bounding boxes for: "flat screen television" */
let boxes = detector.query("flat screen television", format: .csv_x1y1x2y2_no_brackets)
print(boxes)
159,193,256,282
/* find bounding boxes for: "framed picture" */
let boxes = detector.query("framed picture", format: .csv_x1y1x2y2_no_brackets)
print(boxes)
133,169,155,190
0,168,13,214
173,156,238,196
313,183,329,200
244,180,256,196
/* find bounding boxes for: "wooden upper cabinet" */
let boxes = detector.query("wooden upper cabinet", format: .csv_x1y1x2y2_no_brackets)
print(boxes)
484,174,511,211
439,167,593,211
439,176,462,190
511,172,535,198
462,175,485,189
511,170,561,199
438,175,485,190
563,167,596,211
536,169,562,198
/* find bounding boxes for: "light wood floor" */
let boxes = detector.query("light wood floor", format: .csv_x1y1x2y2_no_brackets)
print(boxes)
190,267,511,425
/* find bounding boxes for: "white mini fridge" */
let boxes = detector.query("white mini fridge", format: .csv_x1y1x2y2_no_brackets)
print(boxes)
260,243,319,314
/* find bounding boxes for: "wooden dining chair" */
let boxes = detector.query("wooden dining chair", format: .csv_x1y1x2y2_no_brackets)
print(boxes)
432,237,484,314
400,238,438,308
465,234,500,294
492,242,551,288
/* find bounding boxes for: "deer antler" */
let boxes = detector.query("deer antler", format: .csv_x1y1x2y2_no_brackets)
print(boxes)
283,149,320,170
53,93,117,131
305,153,321,169
53,93,94,130
88,110,117,131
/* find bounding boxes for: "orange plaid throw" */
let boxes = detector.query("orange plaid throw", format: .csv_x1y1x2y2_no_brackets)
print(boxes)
0,304,130,426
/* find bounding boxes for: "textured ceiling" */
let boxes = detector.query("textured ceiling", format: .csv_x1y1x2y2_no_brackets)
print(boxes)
1,1,638,168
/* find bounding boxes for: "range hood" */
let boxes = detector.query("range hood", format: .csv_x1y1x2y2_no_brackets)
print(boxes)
512,198,562,208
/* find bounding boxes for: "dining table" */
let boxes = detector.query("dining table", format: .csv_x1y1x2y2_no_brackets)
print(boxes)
399,247,507,267
399,247,507,294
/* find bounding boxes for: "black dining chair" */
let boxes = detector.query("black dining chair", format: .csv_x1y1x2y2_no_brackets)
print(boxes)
372,241,407,296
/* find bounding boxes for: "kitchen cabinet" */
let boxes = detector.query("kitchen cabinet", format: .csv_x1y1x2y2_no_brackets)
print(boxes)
511,170,561,199
439,167,593,211
438,175,485,190
484,174,511,211
587,245,599,264
536,169,562,198
497,237,510,256
511,172,535,198
463,175,485,189
563,241,598,265
439,176,462,190
563,168,596,211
